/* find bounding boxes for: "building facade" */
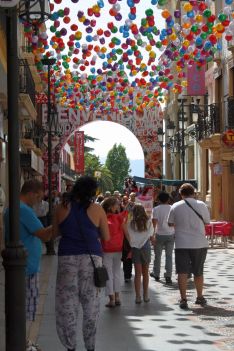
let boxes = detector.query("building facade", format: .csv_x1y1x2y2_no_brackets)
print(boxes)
161,0,234,223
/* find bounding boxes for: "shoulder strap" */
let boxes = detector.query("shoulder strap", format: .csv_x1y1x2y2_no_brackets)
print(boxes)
184,199,205,225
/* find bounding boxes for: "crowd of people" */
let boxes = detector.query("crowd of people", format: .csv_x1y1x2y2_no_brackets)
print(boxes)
3,176,211,351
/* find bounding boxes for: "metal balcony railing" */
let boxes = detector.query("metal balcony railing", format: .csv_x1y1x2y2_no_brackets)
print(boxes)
21,121,46,148
19,59,35,106
193,103,220,141
61,163,78,180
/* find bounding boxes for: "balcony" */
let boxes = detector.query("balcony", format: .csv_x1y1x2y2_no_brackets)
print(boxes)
20,150,44,176
20,45,34,65
61,162,78,181
19,59,37,120
21,121,46,149
187,103,221,142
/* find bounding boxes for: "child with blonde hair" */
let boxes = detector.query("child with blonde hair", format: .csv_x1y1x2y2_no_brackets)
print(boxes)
126,204,154,303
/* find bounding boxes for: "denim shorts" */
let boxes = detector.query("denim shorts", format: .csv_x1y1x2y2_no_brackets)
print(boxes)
175,248,207,277
132,240,151,265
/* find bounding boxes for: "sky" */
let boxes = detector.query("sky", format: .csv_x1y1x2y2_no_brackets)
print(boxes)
79,121,145,176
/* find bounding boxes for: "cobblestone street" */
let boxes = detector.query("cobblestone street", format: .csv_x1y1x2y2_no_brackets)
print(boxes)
35,246,234,351
1,246,234,351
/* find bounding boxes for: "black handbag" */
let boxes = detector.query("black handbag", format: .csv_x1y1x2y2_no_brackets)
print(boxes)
89,255,109,288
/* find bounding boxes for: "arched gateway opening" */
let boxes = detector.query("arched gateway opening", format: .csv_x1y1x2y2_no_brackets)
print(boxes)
42,104,163,190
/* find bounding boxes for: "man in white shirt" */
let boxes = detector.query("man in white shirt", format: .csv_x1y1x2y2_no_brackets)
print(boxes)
151,192,175,284
168,183,210,310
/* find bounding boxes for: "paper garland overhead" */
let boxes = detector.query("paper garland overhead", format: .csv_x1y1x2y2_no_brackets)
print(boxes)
22,0,234,113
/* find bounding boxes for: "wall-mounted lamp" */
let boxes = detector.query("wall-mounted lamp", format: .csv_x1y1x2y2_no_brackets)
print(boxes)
166,120,175,137
157,127,164,142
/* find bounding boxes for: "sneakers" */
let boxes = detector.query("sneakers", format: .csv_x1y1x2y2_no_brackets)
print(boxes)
165,277,172,284
150,272,160,281
195,296,207,307
179,298,188,310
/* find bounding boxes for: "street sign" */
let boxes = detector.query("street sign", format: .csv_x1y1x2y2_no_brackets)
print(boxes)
94,171,102,178
0,0,20,7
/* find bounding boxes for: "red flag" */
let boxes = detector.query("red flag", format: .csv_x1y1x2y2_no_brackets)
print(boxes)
187,65,206,96
74,131,84,173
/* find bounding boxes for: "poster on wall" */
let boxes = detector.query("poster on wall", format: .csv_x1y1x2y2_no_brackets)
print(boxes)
74,131,84,174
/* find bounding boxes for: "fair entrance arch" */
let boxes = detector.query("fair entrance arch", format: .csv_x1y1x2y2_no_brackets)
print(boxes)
42,105,163,188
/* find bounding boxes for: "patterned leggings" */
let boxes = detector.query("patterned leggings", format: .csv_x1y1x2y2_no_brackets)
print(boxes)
56,255,102,350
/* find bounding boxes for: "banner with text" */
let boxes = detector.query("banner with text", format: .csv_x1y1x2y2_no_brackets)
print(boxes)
74,131,84,174
187,64,206,96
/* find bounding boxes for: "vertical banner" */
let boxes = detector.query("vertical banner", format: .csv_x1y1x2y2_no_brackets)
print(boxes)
187,64,206,96
74,131,84,173
136,187,154,217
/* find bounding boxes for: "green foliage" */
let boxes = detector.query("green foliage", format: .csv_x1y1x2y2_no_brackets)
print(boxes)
105,143,131,192
84,153,101,177
84,134,97,153
84,153,114,193
97,166,114,194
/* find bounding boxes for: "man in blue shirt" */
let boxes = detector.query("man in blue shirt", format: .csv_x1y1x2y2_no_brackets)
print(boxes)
4,179,52,350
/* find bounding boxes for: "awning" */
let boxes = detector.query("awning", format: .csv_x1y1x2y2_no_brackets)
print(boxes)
133,176,197,188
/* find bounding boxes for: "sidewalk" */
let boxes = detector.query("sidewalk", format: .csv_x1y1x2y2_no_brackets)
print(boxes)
37,248,234,351
0,256,4,350
1,248,234,351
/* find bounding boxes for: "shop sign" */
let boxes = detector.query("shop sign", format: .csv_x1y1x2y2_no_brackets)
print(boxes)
222,129,234,147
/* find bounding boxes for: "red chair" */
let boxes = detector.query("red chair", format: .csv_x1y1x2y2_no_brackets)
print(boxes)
213,222,233,247
205,224,212,244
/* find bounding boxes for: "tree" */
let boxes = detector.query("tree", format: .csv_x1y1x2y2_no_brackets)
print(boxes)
84,153,114,193
84,134,97,153
96,166,114,194
84,153,101,177
105,143,131,192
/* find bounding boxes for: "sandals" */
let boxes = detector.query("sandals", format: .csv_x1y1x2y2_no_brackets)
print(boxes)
105,302,115,308
135,297,142,304
143,296,150,303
